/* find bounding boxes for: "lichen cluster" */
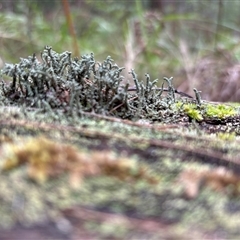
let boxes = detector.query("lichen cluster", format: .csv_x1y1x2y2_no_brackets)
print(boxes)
0,46,176,120
1,46,239,125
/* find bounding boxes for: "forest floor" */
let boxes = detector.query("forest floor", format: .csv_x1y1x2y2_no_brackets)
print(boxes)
0,46,240,239
0,97,240,239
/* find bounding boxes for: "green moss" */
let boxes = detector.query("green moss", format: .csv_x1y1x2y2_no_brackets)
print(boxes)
183,103,203,121
174,100,238,122
205,104,237,119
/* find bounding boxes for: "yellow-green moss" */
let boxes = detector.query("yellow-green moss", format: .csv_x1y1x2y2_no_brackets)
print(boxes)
174,101,238,121
183,104,203,121
205,104,237,119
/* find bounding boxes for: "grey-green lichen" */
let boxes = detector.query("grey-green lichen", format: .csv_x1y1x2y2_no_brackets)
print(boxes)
0,46,176,121
1,46,239,127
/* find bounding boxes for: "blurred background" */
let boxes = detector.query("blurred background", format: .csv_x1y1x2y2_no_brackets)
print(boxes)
1,0,240,102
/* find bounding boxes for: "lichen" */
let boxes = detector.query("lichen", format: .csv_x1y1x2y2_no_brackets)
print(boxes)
0,46,174,121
